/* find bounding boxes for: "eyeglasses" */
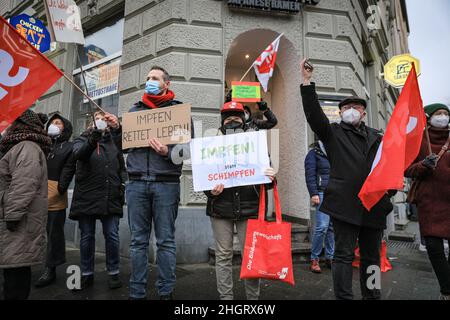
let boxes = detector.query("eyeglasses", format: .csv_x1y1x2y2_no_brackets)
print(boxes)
341,104,365,111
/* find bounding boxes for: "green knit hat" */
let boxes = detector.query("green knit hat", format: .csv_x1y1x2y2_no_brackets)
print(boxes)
424,103,449,118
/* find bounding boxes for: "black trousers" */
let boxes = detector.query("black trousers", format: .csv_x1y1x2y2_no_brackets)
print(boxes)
3,267,31,300
331,218,383,300
46,210,67,267
424,237,450,295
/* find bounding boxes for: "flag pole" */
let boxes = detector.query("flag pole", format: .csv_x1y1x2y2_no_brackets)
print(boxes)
424,125,433,155
239,62,255,82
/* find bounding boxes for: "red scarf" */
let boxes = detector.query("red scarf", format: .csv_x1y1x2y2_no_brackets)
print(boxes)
142,90,175,109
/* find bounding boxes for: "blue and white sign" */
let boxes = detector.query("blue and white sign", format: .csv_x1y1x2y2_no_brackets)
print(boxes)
190,130,271,192
10,14,51,53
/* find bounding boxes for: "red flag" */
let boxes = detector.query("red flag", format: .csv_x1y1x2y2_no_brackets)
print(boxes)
358,64,426,211
253,34,282,93
0,16,63,132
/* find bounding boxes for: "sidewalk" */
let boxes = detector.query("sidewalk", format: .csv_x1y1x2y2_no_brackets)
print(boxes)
0,223,443,300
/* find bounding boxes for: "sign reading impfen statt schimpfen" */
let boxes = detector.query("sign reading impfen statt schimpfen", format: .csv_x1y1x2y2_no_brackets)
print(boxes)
122,103,191,150
190,130,271,192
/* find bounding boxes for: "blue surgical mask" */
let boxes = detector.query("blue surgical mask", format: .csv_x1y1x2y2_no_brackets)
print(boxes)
145,80,161,95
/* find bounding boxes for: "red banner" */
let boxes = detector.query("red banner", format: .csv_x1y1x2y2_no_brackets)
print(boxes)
0,16,63,132
358,64,426,211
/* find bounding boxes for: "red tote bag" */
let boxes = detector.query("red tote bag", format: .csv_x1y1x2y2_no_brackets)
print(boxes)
240,183,295,286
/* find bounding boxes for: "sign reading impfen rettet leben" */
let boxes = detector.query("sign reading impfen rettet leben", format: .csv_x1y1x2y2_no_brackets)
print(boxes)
190,130,271,192
122,104,191,150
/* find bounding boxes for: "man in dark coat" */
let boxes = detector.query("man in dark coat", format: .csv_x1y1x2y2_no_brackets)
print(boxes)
243,102,278,131
70,111,125,290
299,59,393,300
35,114,76,288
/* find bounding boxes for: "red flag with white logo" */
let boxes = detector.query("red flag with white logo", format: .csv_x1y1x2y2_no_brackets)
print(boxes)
358,64,426,211
253,34,282,93
0,16,63,132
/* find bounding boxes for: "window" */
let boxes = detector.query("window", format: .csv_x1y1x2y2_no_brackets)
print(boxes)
71,18,124,136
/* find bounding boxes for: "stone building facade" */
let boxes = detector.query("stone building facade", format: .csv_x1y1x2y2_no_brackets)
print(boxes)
0,0,410,263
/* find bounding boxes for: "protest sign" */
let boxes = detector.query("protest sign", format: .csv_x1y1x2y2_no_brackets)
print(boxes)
44,0,85,45
231,81,261,102
190,130,271,192
122,103,191,150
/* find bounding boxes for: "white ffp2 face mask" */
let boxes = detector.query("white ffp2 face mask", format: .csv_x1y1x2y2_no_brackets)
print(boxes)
341,108,362,125
430,115,450,128
95,119,108,130
47,124,61,137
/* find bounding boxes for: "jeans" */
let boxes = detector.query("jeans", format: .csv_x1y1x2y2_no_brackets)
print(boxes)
311,193,334,260
46,210,66,267
424,237,450,295
210,217,260,300
331,218,383,300
3,267,31,300
127,180,180,298
78,215,120,276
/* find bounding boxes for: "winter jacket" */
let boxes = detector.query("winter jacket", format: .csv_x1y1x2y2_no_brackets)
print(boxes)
125,100,194,182
204,128,273,220
46,114,76,211
69,127,126,220
405,127,450,238
301,83,393,229
0,141,48,268
304,143,330,197
246,109,278,131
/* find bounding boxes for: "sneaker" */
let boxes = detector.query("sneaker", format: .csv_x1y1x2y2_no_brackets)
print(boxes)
419,244,427,252
159,293,173,300
439,294,450,300
325,259,333,269
34,267,56,288
310,259,322,273
108,274,123,289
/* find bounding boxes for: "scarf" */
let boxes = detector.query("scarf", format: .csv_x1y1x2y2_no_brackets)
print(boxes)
0,122,52,156
142,90,175,109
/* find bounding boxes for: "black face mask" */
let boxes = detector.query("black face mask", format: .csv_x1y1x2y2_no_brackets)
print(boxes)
224,120,243,130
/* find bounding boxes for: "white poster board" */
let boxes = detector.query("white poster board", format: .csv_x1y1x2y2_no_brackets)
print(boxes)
190,130,271,192
44,0,85,45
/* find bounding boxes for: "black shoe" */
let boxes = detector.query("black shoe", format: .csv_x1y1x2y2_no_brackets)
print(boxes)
73,274,94,291
108,274,123,289
34,267,56,288
159,293,173,300
129,296,147,300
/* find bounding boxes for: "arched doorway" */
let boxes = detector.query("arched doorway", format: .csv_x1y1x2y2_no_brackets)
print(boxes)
224,29,309,222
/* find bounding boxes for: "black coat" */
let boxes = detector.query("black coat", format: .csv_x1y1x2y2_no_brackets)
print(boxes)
69,127,126,220
246,109,278,131
46,114,76,194
301,84,393,229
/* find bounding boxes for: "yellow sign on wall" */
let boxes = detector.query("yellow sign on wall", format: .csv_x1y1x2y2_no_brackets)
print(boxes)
384,54,421,88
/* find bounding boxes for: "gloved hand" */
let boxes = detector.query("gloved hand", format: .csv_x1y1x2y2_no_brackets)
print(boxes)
257,101,268,111
422,153,439,169
6,221,20,232
88,129,103,145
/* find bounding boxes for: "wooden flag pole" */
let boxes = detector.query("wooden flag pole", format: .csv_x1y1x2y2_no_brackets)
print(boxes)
424,125,433,155
62,72,106,114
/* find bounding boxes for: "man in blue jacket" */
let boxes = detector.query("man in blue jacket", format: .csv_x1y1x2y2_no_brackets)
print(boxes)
305,141,334,274
126,66,193,300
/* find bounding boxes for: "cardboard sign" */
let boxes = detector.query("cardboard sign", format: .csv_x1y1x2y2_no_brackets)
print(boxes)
122,103,191,150
232,81,261,102
190,130,271,192
10,14,51,53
